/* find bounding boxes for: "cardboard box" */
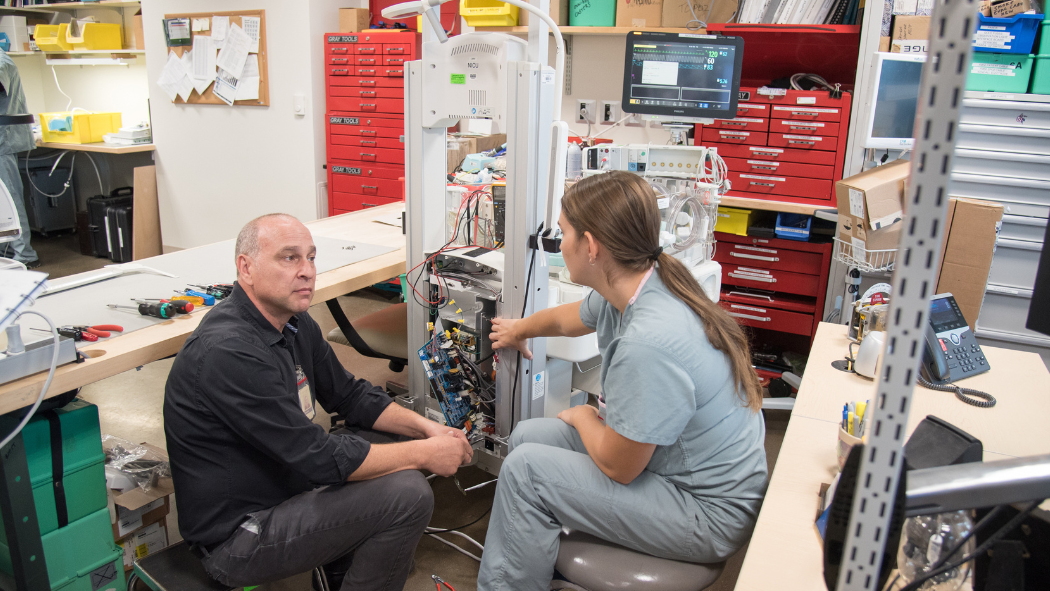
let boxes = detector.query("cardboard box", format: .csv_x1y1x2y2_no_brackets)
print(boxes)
990,0,1031,18
447,133,507,173
661,0,737,28
879,36,891,52
936,198,1003,325
978,0,993,16
519,0,569,27
616,0,663,28
117,521,168,572
891,15,929,52
106,441,174,539
132,11,143,50
339,8,370,33
835,160,910,264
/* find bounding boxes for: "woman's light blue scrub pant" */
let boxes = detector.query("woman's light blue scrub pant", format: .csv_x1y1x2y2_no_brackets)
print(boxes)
477,418,735,591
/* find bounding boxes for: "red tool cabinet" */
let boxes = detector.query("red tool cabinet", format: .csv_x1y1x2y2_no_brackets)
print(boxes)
714,232,833,339
698,86,852,207
324,31,419,215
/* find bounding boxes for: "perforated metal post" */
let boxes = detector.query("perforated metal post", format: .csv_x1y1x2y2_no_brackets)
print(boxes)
835,1,976,589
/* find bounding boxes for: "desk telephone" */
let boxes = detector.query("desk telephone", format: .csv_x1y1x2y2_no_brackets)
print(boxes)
919,294,996,408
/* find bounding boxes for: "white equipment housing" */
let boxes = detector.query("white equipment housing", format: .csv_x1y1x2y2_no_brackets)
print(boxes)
0,177,22,245
421,33,527,131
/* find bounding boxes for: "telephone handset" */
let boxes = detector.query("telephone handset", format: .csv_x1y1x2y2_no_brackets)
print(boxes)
918,293,996,408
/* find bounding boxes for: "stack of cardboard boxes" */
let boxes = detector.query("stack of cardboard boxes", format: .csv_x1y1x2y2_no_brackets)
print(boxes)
106,442,174,575
835,161,1004,324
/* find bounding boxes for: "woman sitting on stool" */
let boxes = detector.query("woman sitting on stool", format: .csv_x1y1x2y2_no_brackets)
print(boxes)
477,171,769,591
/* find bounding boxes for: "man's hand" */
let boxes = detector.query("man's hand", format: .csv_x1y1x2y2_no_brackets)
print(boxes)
420,434,474,477
421,420,469,445
490,317,533,360
557,404,600,428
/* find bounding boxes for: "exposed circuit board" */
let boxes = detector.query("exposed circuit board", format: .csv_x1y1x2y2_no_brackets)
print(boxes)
417,330,494,439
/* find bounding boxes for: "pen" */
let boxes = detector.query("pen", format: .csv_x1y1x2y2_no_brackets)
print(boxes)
843,406,848,430
848,412,855,436
848,401,856,416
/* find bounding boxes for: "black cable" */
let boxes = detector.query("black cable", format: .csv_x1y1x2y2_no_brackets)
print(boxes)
900,500,1042,591
426,505,492,534
917,375,996,408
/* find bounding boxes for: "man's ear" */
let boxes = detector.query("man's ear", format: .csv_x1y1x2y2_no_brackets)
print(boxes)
236,254,253,286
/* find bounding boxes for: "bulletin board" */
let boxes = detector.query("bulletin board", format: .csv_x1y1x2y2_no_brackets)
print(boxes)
163,9,270,106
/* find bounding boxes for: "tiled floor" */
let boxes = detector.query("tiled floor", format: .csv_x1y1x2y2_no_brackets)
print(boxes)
79,289,790,591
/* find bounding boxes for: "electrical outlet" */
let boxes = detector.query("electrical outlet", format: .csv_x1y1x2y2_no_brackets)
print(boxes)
599,100,621,125
624,113,644,127
576,100,596,124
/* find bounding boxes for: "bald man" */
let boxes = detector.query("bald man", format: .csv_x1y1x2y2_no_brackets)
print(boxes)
164,214,472,591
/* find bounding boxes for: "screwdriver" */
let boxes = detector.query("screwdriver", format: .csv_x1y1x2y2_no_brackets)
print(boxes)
177,290,216,306
189,285,230,300
133,298,195,314
108,303,176,319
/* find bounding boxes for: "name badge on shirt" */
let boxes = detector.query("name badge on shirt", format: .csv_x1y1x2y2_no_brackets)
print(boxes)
296,365,315,420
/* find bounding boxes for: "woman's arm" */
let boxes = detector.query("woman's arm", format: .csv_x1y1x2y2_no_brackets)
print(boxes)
558,405,656,485
490,300,592,360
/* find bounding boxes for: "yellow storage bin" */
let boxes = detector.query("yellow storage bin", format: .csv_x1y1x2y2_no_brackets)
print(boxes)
460,0,520,26
39,112,122,145
65,22,122,51
33,24,73,52
714,206,752,236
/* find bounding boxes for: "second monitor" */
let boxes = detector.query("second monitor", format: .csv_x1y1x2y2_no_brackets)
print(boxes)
621,31,744,124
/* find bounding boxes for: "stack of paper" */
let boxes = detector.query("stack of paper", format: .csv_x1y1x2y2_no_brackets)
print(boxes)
737,0,859,24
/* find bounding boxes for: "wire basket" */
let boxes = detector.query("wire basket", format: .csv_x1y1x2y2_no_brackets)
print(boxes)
834,238,897,273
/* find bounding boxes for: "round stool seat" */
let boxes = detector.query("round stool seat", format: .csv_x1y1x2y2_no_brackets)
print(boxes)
555,529,725,591
327,303,408,359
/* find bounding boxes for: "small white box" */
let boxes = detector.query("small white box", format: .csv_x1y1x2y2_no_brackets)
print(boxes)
0,16,30,51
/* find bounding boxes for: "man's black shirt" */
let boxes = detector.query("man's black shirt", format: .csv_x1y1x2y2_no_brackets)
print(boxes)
163,284,392,548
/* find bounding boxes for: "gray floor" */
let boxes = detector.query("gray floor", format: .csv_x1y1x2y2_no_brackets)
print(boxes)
20,230,110,279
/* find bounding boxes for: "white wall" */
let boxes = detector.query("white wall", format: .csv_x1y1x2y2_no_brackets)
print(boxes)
143,0,344,251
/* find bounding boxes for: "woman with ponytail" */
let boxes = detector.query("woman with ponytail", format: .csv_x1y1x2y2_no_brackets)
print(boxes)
477,171,768,591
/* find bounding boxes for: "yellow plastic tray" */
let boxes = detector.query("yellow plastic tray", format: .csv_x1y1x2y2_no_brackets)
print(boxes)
33,24,73,52
714,206,752,236
459,0,520,26
65,22,122,51
39,112,122,145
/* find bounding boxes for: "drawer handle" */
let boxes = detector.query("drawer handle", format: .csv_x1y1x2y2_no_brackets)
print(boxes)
360,59,376,64
388,58,405,64
387,48,406,53
332,69,349,74
730,304,768,313
331,58,348,63
362,185,378,190
331,48,348,53
753,150,780,157
361,130,376,135
361,140,376,146
788,140,815,146
791,111,819,117
788,125,818,130
721,121,748,126
359,48,376,54
361,153,377,160
728,290,773,302
361,80,376,86
362,104,377,111
728,312,772,322
749,181,776,187
731,252,779,262
729,272,776,283
753,165,777,170
360,91,376,97
363,203,378,208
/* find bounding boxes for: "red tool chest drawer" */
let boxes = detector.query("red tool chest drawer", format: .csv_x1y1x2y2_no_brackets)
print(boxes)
354,66,379,77
327,76,405,88
707,143,839,166
713,240,824,275
768,133,838,152
735,103,769,118
328,67,352,77
327,97,404,113
329,160,405,181
328,144,405,164
383,43,414,54
718,300,814,336
381,66,405,77
727,171,832,200
384,56,408,66
740,87,846,108
330,135,403,149
330,125,403,140
330,192,402,211
721,156,833,180
330,174,402,196
705,117,769,132
329,114,404,130
769,118,840,137
352,44,380,55
770,105,841,123
721,263,820,297
721,288,816,314
702,128,768,146
329,86,404,99
355,55,380,66
328,56,351,65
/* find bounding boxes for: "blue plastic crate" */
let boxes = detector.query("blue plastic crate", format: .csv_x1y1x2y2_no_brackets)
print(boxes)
775,213,812,242
973,13,1044,54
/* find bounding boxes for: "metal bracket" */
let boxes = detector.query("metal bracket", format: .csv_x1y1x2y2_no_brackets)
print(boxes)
834,0,977,588
563,35,573,96
0,415,50,591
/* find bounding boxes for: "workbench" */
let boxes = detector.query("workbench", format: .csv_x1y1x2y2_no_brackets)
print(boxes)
735,322,1050,590
0,202,407,416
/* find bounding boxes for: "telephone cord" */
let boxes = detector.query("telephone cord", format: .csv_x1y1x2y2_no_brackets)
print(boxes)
917,375,996,408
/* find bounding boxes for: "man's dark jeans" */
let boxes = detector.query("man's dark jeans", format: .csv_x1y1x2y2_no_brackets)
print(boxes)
199,430,433,591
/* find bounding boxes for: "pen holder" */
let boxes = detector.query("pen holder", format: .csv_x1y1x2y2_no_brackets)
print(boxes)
836,426,863,471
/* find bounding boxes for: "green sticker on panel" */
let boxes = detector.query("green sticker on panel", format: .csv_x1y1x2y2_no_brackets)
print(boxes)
451,74,466,84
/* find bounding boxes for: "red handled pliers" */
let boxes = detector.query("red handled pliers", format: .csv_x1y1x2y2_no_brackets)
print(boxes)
432,575,455,591
76,325,124,339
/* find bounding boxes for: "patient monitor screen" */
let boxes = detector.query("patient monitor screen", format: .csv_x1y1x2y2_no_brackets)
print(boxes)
622,33,742,120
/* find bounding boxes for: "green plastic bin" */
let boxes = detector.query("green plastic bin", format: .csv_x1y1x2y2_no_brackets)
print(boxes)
1031,55,1050,94
966,52,1034,93
0,508,125,591
570,0,616,26
0,399,106,538
1038,18,1050,55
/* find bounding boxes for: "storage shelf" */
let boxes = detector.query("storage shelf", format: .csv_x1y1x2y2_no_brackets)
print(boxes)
43,49,144,54
473,26,707,35
35,140,154,154
964,90,1050,103
31,1,139,9
720,195,837,216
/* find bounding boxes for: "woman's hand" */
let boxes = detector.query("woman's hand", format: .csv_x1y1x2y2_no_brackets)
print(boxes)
557,404,599,428
489,317,533,360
